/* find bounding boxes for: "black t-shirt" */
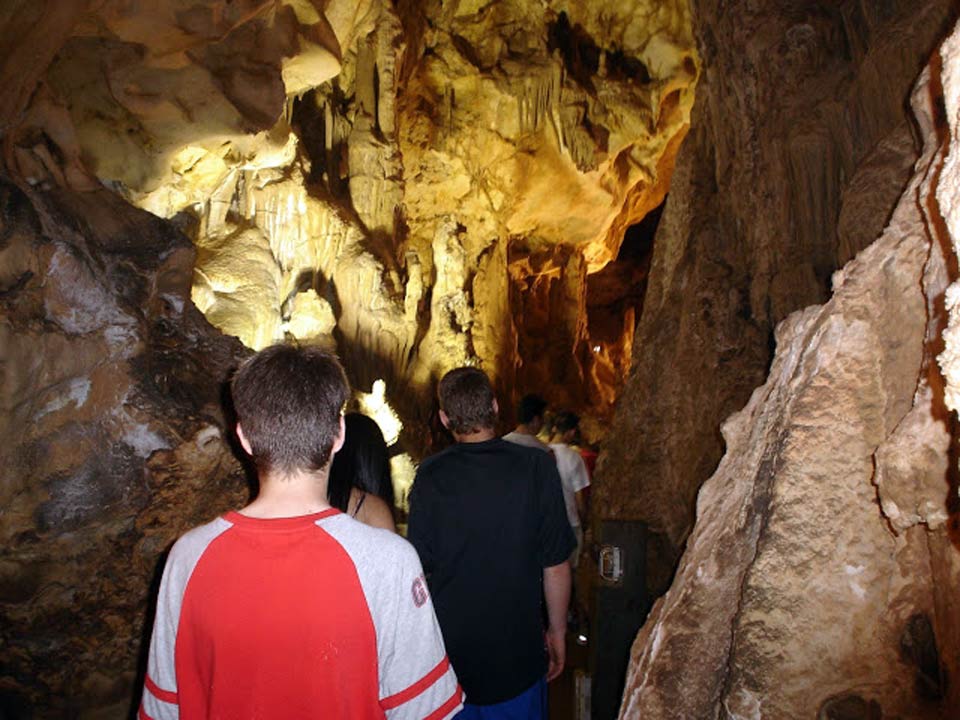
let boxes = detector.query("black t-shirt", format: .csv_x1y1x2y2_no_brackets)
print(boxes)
407,438,576,705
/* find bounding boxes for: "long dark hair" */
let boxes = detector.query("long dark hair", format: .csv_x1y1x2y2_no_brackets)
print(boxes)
328,412,395,513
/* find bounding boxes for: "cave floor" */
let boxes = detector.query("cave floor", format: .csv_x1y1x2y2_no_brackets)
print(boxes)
549,557,594,720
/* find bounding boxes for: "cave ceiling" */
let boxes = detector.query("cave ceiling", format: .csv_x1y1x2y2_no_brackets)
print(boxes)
4,0,697,436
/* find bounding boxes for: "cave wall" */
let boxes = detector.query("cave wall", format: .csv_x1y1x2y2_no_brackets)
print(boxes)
595,0,958,577
0,182,248,713
618,58,960,716
610,6,960,719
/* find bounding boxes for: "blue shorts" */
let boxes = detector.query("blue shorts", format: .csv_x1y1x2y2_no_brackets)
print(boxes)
455,677,547,720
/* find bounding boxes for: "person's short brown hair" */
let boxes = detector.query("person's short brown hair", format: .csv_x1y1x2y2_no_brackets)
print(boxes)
438,366,497,435
231,344,349,475
551,410,580,434
517,394,547,424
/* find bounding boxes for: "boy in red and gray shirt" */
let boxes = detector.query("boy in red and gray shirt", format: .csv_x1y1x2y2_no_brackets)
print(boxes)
139,344,462,720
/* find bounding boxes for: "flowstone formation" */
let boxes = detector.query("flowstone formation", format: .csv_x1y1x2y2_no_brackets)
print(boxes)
939,17,960,434
0,0,695,713
611,8,960,719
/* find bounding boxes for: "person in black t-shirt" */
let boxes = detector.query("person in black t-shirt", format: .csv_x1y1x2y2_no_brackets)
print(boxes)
408,367,575,719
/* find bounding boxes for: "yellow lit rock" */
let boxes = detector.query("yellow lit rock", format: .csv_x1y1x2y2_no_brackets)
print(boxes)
356,379,403,447
390,453,417,515
4,0,698,432
192,226,284,350
282,289,336,341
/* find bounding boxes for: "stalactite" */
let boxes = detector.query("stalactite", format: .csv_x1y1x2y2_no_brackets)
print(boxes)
518,67,560,137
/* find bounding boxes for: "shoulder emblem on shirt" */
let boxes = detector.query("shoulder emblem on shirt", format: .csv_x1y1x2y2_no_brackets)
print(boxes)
411,574,428,607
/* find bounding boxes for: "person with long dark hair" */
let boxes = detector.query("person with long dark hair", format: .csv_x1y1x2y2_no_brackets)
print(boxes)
328,412,396,531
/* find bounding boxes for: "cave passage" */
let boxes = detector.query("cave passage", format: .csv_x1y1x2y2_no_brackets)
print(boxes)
3,0,960,718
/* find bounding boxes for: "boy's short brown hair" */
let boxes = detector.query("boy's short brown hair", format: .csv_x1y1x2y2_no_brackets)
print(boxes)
438,367,497,435
231,344,349,475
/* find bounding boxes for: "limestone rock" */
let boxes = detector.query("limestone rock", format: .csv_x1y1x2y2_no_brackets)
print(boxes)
47,1,348,196
393,0,696,421
938,21,960,422
595,0,958,570
617,26,960,719
0,181,248,713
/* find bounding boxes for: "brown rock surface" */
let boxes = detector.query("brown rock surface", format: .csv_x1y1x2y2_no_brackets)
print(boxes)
616,21,960,720
594,0,958,574
0,181,248,713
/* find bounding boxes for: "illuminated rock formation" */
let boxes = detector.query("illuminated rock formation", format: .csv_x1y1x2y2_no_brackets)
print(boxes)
939,24,960,426
5,0,696,434
0,0,695,712
391,1,696,417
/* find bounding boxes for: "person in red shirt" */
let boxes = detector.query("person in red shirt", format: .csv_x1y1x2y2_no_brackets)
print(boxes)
139,344,462,720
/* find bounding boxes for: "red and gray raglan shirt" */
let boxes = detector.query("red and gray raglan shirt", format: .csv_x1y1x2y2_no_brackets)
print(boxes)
139,509,463,720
